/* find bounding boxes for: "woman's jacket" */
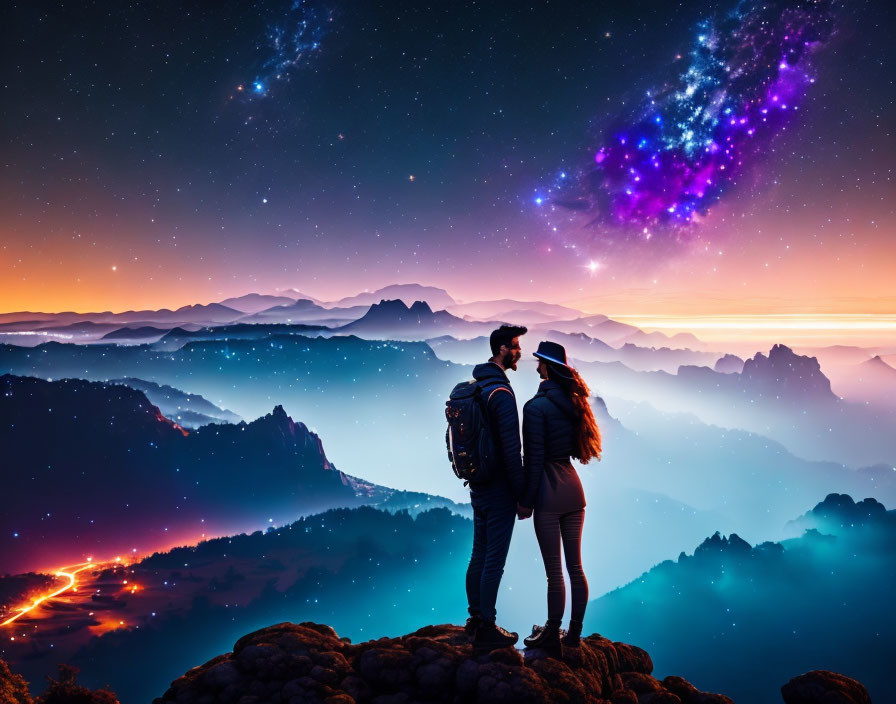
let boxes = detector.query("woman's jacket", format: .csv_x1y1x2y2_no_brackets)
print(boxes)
522,379,585,511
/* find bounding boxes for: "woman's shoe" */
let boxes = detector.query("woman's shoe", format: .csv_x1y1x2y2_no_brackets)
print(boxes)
561,619,583,647
523,621,561,651
463,615,484,637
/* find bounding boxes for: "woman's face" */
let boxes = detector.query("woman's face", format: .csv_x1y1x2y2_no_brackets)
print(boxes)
537,359,548,380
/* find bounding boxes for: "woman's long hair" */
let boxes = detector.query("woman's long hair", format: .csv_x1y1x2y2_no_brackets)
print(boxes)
548,363,602,464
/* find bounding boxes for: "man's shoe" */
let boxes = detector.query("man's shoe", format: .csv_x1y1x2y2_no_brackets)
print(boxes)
523,621,561,652
473,621,519,652
464,615,484,637
561,619,583,647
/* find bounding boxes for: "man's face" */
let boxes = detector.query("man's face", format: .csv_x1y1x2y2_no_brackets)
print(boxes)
501,337,522,371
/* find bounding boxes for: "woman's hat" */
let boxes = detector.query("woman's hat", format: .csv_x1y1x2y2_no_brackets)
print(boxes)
533,341,574,378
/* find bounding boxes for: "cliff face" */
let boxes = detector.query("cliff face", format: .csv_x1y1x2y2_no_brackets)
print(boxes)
153,621,737,704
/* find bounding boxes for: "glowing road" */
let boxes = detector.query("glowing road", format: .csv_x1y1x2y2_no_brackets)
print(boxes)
0,558,121,627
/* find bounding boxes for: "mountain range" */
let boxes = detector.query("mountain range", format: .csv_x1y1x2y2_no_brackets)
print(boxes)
576,343,896,468
585,493,895,702
0,374,465,574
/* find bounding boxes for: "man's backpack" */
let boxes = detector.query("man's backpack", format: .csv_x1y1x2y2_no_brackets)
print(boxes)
445,380,502,484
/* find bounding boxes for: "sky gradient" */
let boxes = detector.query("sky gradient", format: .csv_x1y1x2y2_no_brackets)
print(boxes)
1,0,893,318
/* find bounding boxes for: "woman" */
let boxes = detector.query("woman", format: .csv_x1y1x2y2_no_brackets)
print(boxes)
518,340,602,650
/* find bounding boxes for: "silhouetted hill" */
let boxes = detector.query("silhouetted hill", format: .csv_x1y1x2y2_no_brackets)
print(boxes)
585,495,896,702
0,375,463,573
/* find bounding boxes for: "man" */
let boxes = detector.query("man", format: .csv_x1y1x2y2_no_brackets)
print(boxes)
465,324,528,651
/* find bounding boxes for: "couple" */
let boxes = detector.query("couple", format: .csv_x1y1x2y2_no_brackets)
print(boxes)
462,324,602,653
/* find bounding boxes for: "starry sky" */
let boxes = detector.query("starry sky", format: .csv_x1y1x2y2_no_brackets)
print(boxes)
1,0,894,316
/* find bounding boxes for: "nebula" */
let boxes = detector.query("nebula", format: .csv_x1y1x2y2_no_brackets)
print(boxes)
238,0,334,99
543,0,838,232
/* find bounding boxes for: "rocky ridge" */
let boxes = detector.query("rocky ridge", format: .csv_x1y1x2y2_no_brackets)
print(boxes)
151,622,871,704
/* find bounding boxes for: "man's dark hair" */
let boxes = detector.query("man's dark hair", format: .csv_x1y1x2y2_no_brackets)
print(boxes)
489,324,528,357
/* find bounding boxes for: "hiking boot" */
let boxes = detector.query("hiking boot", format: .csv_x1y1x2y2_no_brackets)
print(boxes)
473,621,518,652
523,621,562,653
464,615,484,637
561,620,583,647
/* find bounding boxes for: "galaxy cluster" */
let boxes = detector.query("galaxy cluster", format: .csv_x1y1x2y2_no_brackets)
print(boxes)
545,0,838,232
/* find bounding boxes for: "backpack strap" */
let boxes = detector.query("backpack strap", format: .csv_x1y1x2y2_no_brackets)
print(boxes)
487,386,513,403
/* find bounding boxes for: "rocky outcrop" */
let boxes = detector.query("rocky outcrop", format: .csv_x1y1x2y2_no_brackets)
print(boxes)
781,670,871,704
740,344,834,401
153,622,736,704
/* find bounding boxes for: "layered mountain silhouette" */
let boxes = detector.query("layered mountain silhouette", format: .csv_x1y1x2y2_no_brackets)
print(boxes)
152,322,328,350
576,344,896,468
110,377,241,427
445,298,584,321
333,299,496,340
101,325,171,341
0,334,465,494
217,293,299,314
0,303,244,327
425,331,713,372
0,374,463,574
238,300,369,325
532,315,704,350
585,494,895,702
331,284,457,310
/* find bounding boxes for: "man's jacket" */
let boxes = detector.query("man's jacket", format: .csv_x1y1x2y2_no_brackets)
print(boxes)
471,361,524,500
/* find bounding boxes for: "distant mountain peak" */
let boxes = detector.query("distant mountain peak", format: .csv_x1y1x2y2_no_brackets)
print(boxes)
863,355,896,371
332,284,456,309
741,344,834,399
408,300,434,314
695,531,752,556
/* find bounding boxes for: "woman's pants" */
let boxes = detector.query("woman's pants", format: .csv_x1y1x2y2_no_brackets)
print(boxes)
533,508,588,623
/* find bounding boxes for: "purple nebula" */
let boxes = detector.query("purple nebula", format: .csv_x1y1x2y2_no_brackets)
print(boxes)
552,0,837,231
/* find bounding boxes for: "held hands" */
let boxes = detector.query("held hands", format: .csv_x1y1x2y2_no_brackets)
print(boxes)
516,503,533,520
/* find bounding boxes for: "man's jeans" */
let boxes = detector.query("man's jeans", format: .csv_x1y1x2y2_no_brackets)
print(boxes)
466,487,517,623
